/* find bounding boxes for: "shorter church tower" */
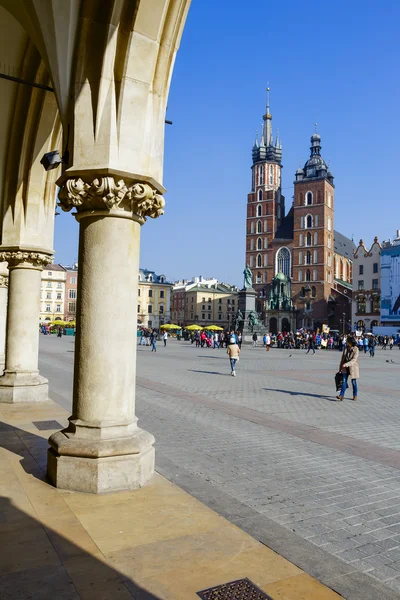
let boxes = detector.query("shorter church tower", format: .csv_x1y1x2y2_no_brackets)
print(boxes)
292,132,335,329
245,88,284,302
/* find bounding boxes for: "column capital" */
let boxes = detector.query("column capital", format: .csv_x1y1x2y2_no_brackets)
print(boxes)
0,249,53,270
58,175,165,223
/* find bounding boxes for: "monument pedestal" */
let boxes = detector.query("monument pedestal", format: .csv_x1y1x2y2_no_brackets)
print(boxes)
238,288,264,343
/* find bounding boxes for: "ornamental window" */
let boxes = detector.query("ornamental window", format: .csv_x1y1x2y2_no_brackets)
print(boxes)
276,247,291,277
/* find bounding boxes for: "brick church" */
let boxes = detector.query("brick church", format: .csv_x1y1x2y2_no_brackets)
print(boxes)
245,89,354,332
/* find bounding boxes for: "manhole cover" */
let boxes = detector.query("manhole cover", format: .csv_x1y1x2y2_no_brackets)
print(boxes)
33,420,63,431
197,578,274,599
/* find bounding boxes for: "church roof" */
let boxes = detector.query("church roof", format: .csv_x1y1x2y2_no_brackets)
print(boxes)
274,206,294,240
334,230,356,259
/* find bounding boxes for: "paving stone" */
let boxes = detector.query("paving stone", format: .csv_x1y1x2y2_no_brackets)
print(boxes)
39,338,400,593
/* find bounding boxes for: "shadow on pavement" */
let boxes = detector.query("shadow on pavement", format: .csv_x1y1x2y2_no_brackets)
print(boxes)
263,388,337,401
0,496,161,599
189,369,226,376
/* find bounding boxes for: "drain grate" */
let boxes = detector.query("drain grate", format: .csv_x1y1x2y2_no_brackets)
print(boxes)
33,420,63,431
197,578,274,600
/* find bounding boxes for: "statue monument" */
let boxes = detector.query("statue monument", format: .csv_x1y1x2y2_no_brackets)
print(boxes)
237,264,264,341
243,264,253,290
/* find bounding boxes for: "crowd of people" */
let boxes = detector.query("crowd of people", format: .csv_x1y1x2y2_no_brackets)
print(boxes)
139,325,398,396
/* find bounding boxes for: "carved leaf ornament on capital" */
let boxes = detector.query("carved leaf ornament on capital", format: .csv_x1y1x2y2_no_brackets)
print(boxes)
58,177,165,222
0,251,53,269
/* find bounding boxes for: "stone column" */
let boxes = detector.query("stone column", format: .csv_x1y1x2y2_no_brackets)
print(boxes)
0,250,52,403
0,274,8,371
48,175,164,493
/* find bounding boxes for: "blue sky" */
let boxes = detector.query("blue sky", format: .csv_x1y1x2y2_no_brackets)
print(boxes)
55,0,400,287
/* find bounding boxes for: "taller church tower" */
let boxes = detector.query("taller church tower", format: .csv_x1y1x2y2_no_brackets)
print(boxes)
245,89,284,299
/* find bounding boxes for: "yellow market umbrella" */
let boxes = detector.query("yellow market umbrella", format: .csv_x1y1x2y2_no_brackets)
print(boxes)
203,325,224,331
160,323,181,330
185,324,203,331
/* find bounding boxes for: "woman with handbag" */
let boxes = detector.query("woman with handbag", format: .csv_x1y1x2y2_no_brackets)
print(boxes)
337,336,359,401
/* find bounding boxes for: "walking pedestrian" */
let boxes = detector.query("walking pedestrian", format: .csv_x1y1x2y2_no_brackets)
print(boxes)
150,330,157,352
213,333,219,349
306,334,315,355
265,332,271,351
237,331,242,349
369,335,376,357
363,336,369,354
252,332,258,348
337,336,359,401
163,331,168,347
227,336,240,377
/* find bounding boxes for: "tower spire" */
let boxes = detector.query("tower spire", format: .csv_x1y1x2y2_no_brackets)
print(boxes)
263,85,273,147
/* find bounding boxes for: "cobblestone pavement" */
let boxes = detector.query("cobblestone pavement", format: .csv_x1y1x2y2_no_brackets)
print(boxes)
39,337,400,597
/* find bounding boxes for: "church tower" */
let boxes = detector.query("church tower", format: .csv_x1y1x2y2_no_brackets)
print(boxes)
292,131,335,329
245,88,284,300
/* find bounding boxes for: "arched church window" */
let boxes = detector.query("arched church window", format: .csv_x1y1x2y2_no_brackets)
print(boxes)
257,220,262,234
276,247,291,277
306,251,312,265
259,166,263,185
258,189,262,202
269,165,273,185
257,237,262,250
311,286,316,297
306,233,312,246
327,193,332,208
257,272,262,283
306,192,313,206
251,222,255,234
306,269,311,282
250,239,255,250
257,254,262,268
264,237,268,249
257,204,262,217
327,217,332,231
306,215,313,228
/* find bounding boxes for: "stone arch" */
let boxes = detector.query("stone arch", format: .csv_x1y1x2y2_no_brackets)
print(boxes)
281,318,290,333
269,317,277,334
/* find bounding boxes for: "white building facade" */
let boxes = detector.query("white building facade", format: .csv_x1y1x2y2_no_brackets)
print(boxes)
352,238,381,332
40,265,67,322
138,269,173,329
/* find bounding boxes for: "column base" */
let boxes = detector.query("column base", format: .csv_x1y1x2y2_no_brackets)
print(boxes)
0,371,48,403
47,426,155,493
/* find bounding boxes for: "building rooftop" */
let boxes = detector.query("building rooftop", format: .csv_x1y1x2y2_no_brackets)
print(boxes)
139,268,172,285
334,230,356,259
44,264,66,272
274,207,294,240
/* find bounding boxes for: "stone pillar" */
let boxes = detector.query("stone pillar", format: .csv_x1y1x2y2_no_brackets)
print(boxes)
48,175,164,493
0,274,8,371
0,250,52,403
